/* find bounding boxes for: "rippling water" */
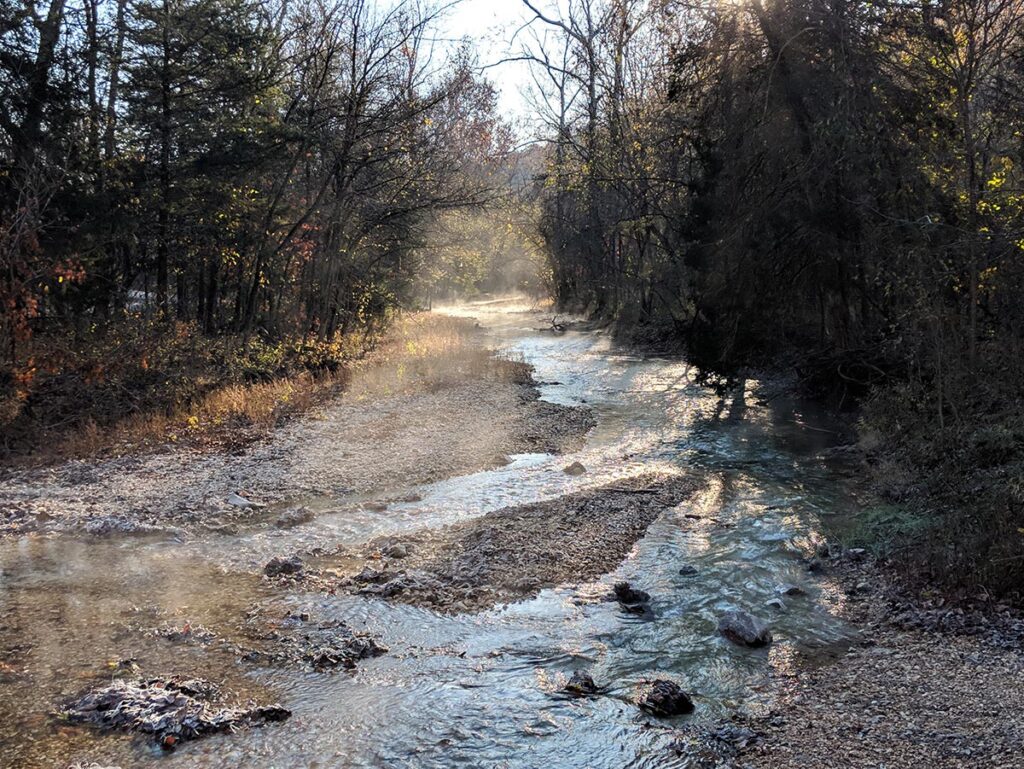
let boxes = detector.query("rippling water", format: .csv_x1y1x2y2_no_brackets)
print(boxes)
0,299,862,768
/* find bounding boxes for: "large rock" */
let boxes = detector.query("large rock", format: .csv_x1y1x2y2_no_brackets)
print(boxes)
563,461,587,476
264,555,303,577
638,680,694,716
718,610,773,647
274,507,314,529
563,670,598,695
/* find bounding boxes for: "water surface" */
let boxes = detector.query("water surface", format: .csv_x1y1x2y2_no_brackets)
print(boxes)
0,299,861,768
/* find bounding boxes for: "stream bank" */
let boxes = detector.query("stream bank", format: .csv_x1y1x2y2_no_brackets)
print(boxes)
0,313,593,539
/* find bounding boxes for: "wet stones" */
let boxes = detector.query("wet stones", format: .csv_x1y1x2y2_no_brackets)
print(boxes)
60,676,290,750
718,610,773,648
352,566,388,584
264,555,303,578
240,617,387,671
383,542,411,559
564,670,599,696
563,461,587,476
152,622,217,645
777,584,807,597
293,624,387,670
613,581,651,611
83,516,181,539
678,565,699,576
274,507,314,529
638,680,695,717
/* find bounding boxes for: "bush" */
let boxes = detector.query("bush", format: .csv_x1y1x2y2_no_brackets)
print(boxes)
858,380,1024,598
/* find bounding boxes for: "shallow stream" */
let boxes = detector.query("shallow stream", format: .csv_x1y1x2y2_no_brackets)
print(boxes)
0,299,862,768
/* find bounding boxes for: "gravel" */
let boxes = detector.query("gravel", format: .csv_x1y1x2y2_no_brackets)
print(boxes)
734,553,1024,768
315,472,702,613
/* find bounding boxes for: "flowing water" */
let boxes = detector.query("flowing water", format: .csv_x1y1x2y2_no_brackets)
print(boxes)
0,299,863,768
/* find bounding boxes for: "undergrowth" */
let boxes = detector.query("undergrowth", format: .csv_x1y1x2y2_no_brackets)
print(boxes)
855,376,1024,600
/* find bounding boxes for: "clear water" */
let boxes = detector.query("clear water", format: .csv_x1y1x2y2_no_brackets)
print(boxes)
0,299,861,768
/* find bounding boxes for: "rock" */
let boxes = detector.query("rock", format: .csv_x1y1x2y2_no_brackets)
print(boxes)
710,724,759,751
765,598,786,611
563,461,587,476
718,610,773,647
564,670,598,695
274,507,314,529
514,576,540,592
846,547,868,560
384,543,410,559
61,676,290,748
638,680,694,716
84,517,178,538
678,565,699,576
264,556,303,577
613,581,650,607
363,501,388,512
806,557,826,573
352,566,387,584
226,493,258,508
776,584,807,597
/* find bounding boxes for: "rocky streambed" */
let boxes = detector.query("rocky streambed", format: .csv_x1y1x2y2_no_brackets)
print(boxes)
2,298,1017,769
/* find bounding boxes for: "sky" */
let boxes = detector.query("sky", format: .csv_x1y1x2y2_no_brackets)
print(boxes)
439,1,543,129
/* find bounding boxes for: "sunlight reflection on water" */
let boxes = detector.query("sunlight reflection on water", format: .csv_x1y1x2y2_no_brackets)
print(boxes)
0,297,863,769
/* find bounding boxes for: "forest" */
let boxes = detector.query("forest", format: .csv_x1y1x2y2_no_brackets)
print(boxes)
3,1,1024,586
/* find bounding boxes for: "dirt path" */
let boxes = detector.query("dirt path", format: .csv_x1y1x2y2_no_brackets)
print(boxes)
0,316,593,538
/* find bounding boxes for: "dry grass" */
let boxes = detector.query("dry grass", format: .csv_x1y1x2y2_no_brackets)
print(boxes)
57,370,350,458
345,313,530,401
11,313,530,465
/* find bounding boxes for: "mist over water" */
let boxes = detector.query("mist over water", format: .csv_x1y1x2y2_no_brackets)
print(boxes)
0,298,862,768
